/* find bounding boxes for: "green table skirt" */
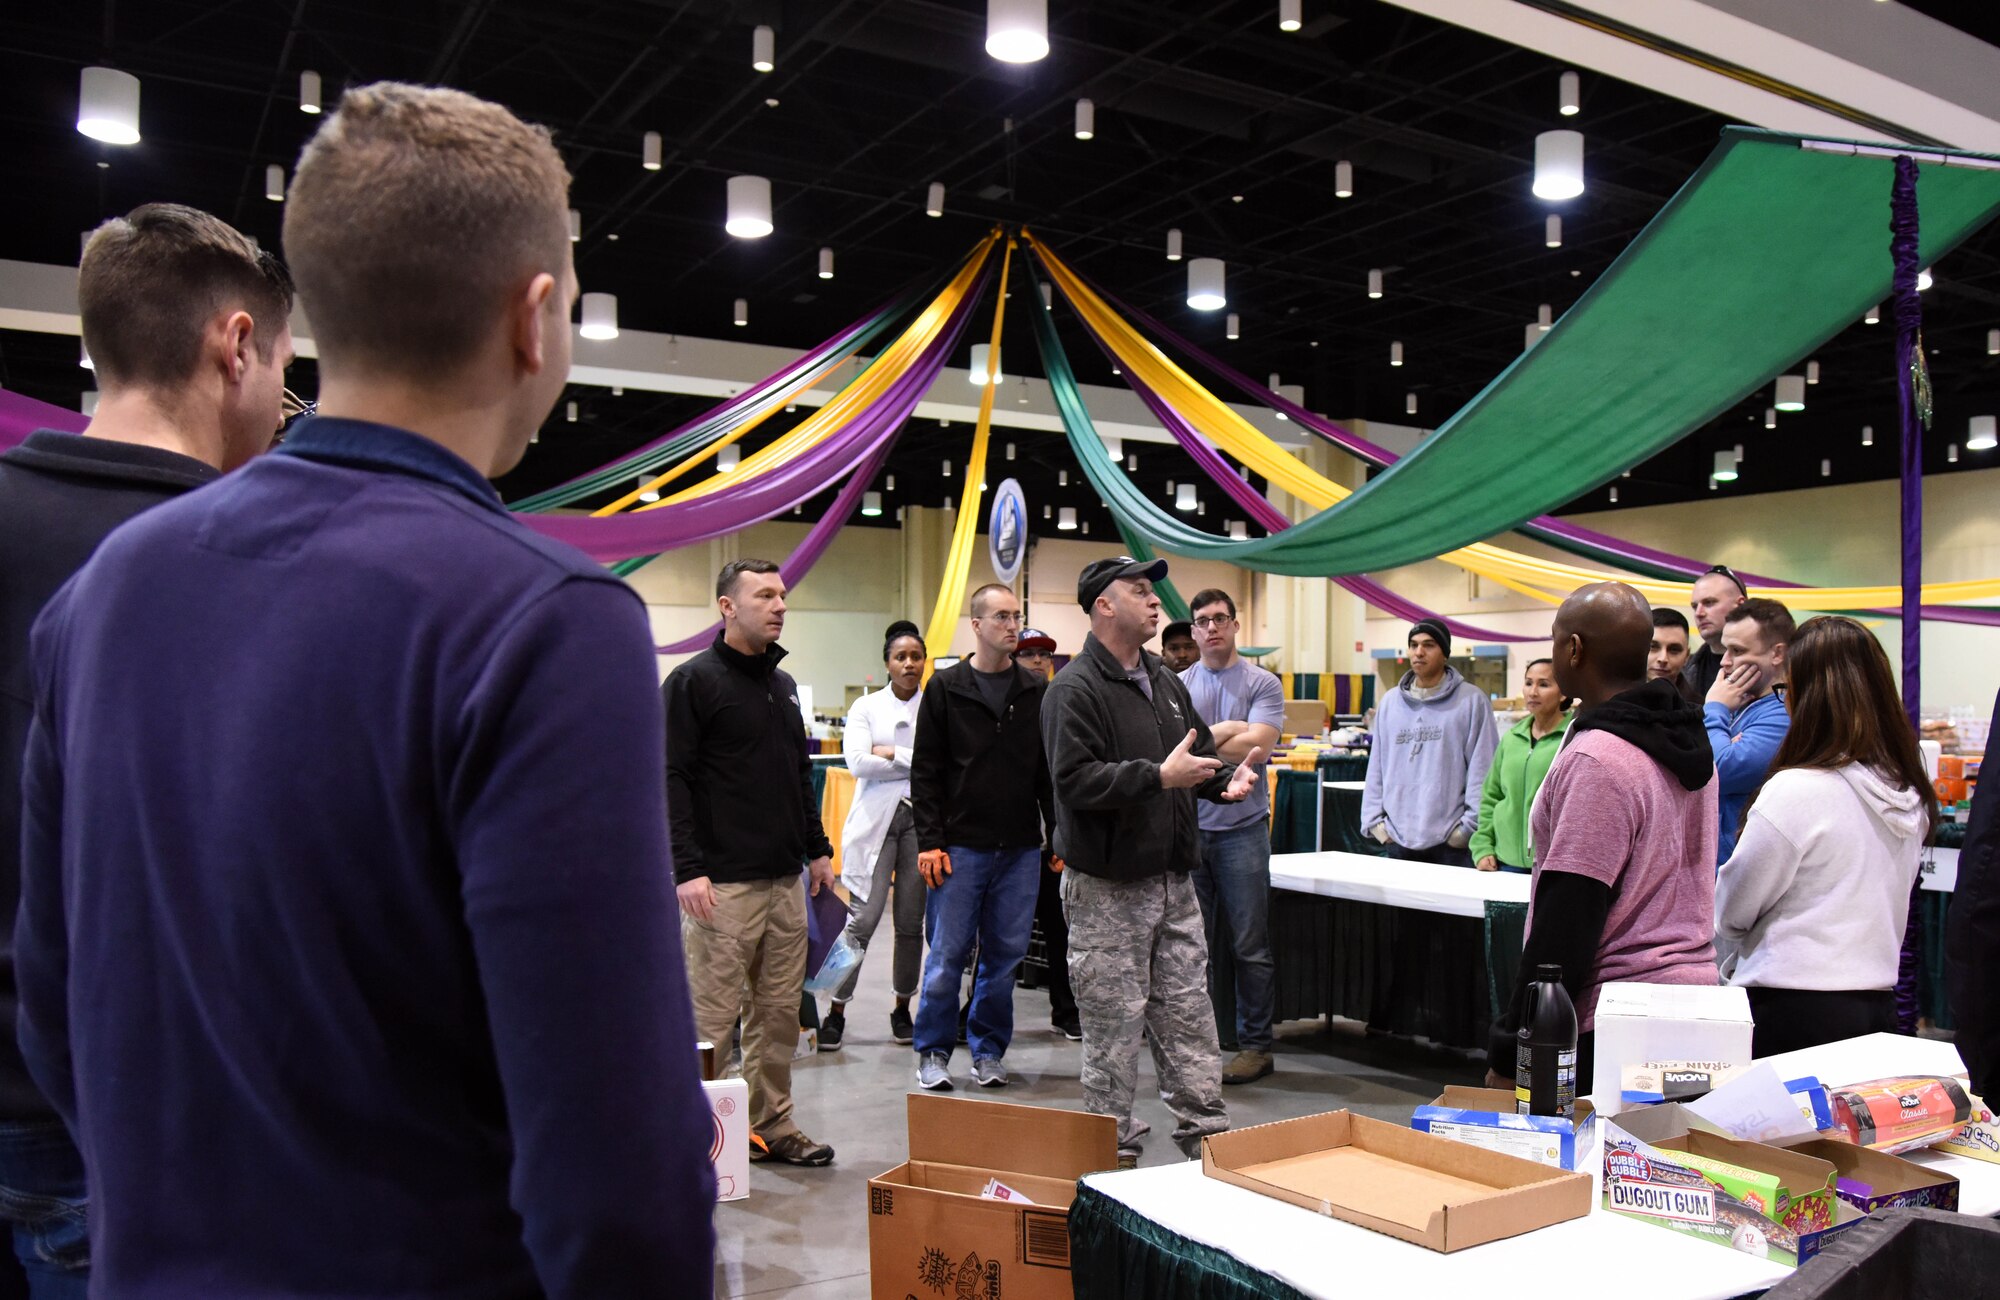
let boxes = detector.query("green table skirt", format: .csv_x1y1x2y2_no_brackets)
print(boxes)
1070,1180,1308,1300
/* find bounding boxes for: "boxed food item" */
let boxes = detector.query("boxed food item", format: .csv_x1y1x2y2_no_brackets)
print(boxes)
1791,1138,1959,1213
1828,1076,1973,1153
1409,1086,1598,1171
1593,983,1756,1114
1283,698,1329,737
867,1095,1116,1300
1201,1109,1590,1252
1935,1092,2000,1164
703,1078,750,1202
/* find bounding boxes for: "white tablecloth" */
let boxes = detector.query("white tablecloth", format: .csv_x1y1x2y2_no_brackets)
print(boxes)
1269,850,1531,918
1084,1033,1997,1300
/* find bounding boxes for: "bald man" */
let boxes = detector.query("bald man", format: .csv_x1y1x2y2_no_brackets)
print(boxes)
1484,583,1719,1097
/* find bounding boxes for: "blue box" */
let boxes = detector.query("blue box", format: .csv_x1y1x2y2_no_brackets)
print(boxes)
1411,1087,1599,1171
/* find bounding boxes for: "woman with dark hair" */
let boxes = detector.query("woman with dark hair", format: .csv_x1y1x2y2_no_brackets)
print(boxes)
1470,658,1572,873
820,621,928,1050
1716,615,1938,1056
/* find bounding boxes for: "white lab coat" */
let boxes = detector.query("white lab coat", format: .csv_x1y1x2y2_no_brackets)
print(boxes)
838,685,922,903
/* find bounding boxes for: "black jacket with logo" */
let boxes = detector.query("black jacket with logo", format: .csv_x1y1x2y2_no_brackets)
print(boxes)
910,660,1054,852
1040,633,1239,882
662,634,833,884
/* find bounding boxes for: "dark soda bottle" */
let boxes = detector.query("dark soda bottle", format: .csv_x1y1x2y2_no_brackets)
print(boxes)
1515,964,1578,1119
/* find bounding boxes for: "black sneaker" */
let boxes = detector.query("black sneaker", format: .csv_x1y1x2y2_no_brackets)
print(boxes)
1053,1011,1083,1041
818,1006,844,1052
889,1004,914,1045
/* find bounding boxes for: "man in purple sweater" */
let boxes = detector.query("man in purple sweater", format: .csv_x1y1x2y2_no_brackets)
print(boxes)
15,83,715,1297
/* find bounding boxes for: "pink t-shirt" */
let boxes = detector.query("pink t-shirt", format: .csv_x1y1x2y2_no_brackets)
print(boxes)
1530,728,1720,1029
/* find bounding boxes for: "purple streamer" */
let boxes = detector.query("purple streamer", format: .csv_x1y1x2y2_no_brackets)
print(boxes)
1892,157,1924,728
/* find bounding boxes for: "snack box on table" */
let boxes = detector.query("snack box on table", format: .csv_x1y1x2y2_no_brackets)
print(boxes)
1937,1092,2000,1164
1602,1103,1861,1267
1790,1138,1959,1213
1618,1068,1835,1134
867,1094,1115,1300
1410,1087,1598,1171
1201,1109,1590,1253
1593,982,1755,1115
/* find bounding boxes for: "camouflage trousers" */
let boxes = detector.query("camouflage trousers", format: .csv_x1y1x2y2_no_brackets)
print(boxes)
1061,869,1227,1159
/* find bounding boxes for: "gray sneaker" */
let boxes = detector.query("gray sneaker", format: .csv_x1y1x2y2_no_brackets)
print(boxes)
916,1052,953,1091
971,1057,1009,1088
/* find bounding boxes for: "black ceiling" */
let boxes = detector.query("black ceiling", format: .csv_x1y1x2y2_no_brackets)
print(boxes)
4,0,1999,542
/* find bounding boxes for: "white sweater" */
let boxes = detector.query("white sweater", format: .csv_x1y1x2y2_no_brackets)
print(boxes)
1715,763,1927,992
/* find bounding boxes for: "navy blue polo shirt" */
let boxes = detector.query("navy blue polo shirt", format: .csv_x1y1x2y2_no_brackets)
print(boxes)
17,417,714,1298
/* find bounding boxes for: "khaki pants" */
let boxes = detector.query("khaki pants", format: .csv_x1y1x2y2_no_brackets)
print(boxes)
682,875,807,1142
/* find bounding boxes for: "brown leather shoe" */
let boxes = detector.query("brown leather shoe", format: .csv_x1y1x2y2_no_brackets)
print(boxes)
1221,1050,1274,1085
752,1131,835,1166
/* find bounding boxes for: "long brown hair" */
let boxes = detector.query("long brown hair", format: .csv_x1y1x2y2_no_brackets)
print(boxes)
1749,616,1939,835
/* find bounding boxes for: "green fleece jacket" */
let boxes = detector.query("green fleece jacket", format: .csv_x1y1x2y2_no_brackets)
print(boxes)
1468,712,1572,869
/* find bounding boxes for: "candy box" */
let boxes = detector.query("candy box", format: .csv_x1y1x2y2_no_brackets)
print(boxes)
1828,1076,1973,1154
1791,1138,1959,1214
1935,1092,2000,1165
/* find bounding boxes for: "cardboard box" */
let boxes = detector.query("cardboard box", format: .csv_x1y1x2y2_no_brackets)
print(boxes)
1283,698,1329,737
1410,1087,1598,1171
867,1094,1116,1300
1200,1109,1590,1252
1792,1138,1959,1214
1937,1092,2000,1164
703,1078,750,1203
1593,983,1755,1114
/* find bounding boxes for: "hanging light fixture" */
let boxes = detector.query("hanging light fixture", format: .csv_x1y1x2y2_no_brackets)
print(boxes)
752,24,776,72
1988,328,2000,355
1104,435,1122,460
1735,443,1745,463
1127,453,1138,471
1609,486,1619,503
1709,477,1719,491
1058,469,1068,486
1969,415,1998,451
567,209,582,242
1058,506,1078,530
925,181,945,217
986,0,1049,62
1166,478,1177,495
1081,519,1092,535
1533,130,1585,200
1406,392,1418,415
77,67,141,144
1225,312,1240,340
1918,267,1934,291
1175,483,1198,511
717,445,741,473
1367,268,1383,299
725,176,773,238
1043,504,1052,520
1775,374,1806,411
969,342,1001,385
1006,442,1016,461
1389,341,1403,367
579,293,619,340
1865,304,1880,325
1165,228,1183,261
265,165,286,202
1279,0,1302,31
943,459,953,478
299,69,322,114
1074,98,1095,140
1862,424,1875,447
1949,442,1960,463
1229,520,1248,541
1537,303,1553,330
733,298,749,327
79,339,93,370
1821,460,1832,477
1713,449,1738,482
1186,258,1226,310
1197,500,1207,517
638,475,660,503
1764,408,1778,429
1523,323,1542,351
1559,70,1580,116
886,474,896,490
862,491,883,517
1545,215,1563,248
1335,160,1353,198
566,401,579,423
1040,281,1053,310
642,131,663,170
1806,360,1821,384
1268,371,1282,391
818,247,835,279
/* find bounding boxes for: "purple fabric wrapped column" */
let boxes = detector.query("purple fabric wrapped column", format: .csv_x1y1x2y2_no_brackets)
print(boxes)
1890,154,1925,1034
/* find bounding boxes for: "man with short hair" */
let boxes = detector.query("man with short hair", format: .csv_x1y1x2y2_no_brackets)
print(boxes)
1649,608,1693,685
1160,620,1200,674
1361,619,1499,866
0,201,293,1296
669,559,838,1165
1181,589,1284,1085
1043,557,1262,1167
17,84,716,1296
910,583,1056,1089
1683,566,1747,699
1014,628,1079,1039
1706,597,1796,864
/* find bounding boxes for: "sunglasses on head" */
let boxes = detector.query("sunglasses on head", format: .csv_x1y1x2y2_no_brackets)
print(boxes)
1704,564,1748,597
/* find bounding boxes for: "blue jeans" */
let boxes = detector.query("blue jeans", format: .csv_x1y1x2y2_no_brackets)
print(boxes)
1191,823,1276,1054
0,1119,88,1299
915,846,1040,1060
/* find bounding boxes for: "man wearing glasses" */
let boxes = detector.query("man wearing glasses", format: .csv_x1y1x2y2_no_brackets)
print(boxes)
1684,565,1748,700
910,584,1056,1090
1180,590,1285,1085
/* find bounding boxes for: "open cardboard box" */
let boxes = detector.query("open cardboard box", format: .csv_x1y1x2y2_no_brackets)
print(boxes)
1792,1138,1960,1214
1411,1087,1598,1171
1201,1109,1590,1253
867,1095,1116,1300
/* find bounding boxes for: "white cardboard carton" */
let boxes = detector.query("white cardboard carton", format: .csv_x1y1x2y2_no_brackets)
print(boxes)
1592,983,1754,1116
703,1077,750,1202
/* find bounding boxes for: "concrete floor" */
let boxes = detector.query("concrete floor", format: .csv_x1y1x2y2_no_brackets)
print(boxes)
712,946,1478,1298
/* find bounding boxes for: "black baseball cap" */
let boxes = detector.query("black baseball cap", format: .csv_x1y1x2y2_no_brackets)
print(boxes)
1016,627,1057,653
1077,555,1169,611
1163,620,1194,643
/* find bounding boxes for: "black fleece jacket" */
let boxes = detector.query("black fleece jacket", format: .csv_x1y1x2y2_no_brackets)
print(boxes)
1948,690,2000,1103
1488,678,1714,1075
910,659,1054,852
663,634,833,884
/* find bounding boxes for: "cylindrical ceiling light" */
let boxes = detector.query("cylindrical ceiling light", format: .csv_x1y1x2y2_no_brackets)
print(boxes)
1335,160,1353,198
752,24,776,72
1862,424,1875,447
1005,442,1017,462
1523,323,1541,351
925,181,945,217
1735,443,1745,464
265,165,286,202
1104,435,1122,460
77,67,141,145
1775,374,1806,411
1918,267,1934,291
725,175,773,238
1764,408,1778,429
818,247,835,279
862,491,883,517
717,444,741,472
886,474,896,490
579,292,619,340
1367,268,1383,299
1058,506,1078,530
1537,303,1553,329
1969,415,1998,451
943,458,953,478
1949,442,1960,463
1166,227,1183,261
1229,520,1248,541
1175,483,1198,511
1186,258,1226,310
1821,460,1831,477
986,0,1049,62
1058,469,1067,486
1989,328,2000,355
1279,0,1302,32
1040,281,1053,309
1533,130,1585,200
1166,479,1177,494
1074,98,1095,140
1043,504,1052,520
1268,371,1282,390
733,298,749,327
1559,70,1580,116
1127,453,1138,471
1865,303,1880,325
1805,360,1821,384
1389,340,1403,367
639,475,660,503
300,69,322,114
969,342,1001,385
1225,312,1240,340
1713,449,1739,482
642,130,663,170
79,339,93,370
1406,392,1418,415
1609,486,1619,504
566,401,579,423
1545,215,1563,248
567,208,581,241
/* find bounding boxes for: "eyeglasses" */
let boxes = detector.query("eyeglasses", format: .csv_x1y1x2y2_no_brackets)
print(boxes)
1703,564,1748,597
977,610,1024,625
1191,614,1234,630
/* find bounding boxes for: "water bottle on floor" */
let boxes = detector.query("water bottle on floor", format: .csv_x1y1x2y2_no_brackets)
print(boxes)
1515,964,1577,1119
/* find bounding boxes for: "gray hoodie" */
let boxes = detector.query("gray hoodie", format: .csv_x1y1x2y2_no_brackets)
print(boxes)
1360,667,1500,851
1716,763,1929,991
